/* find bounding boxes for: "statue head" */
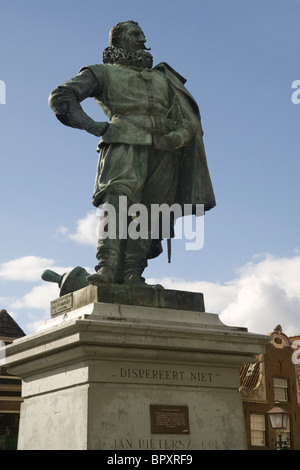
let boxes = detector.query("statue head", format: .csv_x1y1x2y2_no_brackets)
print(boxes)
109,21,148,52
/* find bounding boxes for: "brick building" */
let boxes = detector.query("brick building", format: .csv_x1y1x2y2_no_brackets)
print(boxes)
0,309,26,449
240,325,300,450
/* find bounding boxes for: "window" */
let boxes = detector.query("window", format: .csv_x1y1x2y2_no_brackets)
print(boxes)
250,414,266,446
273,377,289,402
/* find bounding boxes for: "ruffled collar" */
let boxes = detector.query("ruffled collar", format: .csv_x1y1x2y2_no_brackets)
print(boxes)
103,46,153,69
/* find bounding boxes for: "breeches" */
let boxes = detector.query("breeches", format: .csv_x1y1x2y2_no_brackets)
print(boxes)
92,143,179,207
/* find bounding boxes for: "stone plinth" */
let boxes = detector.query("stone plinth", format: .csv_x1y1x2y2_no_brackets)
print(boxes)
3,285,268,450
50,283,205,317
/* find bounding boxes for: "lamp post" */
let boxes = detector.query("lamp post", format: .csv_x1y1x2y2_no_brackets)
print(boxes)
267,402,289,450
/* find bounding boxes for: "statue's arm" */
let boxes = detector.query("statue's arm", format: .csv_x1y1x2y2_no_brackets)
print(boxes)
48,68,108,137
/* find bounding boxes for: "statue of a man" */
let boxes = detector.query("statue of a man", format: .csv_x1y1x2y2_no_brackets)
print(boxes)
49,21,216,287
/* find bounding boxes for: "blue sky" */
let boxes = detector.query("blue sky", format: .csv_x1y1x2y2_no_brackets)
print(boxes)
1,0,300,336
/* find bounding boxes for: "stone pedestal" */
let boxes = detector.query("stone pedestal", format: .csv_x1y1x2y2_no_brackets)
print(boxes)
3,285,268,450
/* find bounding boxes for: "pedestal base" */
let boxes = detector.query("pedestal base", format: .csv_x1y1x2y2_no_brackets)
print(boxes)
3,286,268,450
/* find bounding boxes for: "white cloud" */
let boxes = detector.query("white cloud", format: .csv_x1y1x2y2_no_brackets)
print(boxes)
0,256,73,283
147,254,300,337
11,283,59,311
55,226,69,237
68,211,98,246
0,256,56,281
6,281,68,334
1,274,62,333
220,254,300,336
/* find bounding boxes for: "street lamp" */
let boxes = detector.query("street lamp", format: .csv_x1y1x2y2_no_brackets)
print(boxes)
267,402,289,450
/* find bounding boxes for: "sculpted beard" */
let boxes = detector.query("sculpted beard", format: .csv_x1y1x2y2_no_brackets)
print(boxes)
103,46,153,69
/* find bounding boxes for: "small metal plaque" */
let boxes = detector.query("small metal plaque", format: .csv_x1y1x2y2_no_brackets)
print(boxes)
150,405,190,434
51,293,73,316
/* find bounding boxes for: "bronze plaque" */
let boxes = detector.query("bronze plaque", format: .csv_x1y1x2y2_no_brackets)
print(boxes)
150,405,190,434
51,293,73,316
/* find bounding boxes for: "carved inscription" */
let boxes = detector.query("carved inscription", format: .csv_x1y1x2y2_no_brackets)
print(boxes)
120,368,185,381
114,366,217,387
96,361,235,388
112,438,192,449
111,438,223,450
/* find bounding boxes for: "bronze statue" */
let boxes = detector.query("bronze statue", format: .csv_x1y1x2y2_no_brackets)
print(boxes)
49,21,215,287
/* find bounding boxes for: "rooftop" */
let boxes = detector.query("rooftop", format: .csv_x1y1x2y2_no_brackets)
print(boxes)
0,309,26,339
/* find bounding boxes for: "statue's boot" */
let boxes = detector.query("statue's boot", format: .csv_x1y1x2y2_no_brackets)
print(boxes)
123,237,164,288
123,237,150,286
87,238,122,284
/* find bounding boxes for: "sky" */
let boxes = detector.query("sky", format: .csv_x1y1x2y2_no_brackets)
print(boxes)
1,0,300,337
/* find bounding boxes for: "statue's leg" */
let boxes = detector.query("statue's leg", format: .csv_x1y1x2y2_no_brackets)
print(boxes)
87,192,127,284
89,143,147,284
123,148,179,286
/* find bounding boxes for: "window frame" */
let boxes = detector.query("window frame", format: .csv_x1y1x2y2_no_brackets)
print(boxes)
250,413,267,447
273,377,289,403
